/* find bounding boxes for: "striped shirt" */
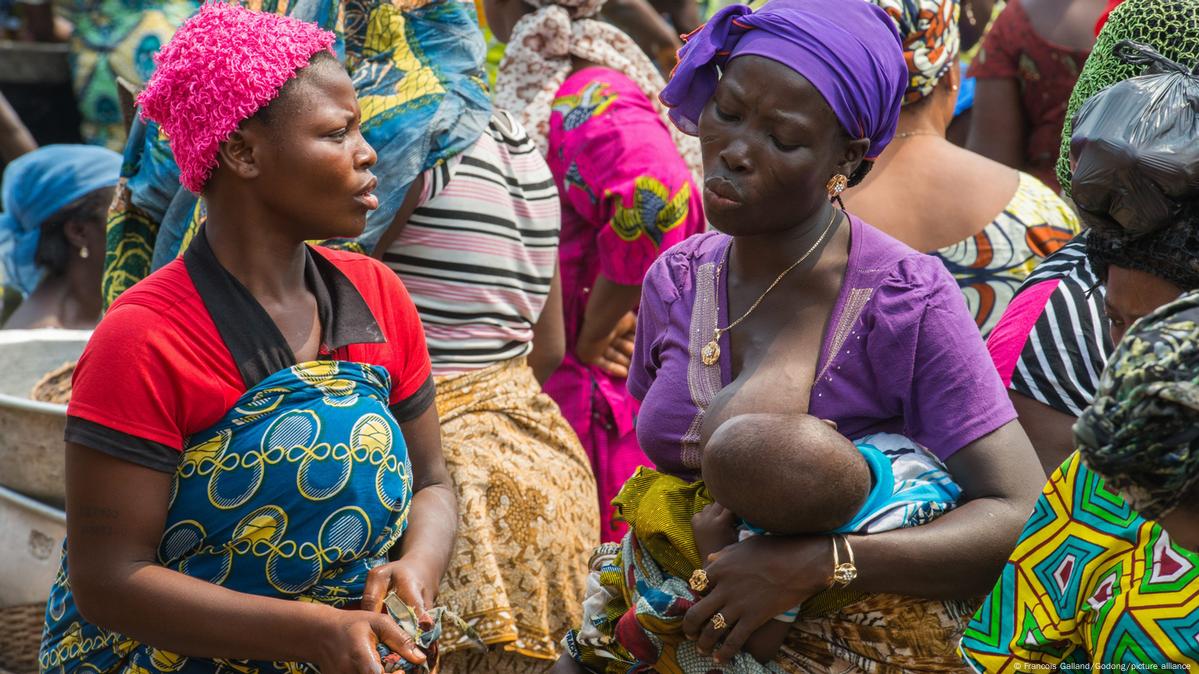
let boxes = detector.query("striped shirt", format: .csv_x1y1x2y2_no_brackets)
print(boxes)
384,112,561,375
986,233,1114,417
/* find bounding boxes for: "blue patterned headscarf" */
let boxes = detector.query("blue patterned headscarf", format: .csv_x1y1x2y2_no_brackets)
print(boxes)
0,145,121,296
104,0,492,307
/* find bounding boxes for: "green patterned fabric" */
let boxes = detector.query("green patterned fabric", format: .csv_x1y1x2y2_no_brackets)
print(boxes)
611,466,713,579
1057,0,1199,197
59,0,199,150
960,454,1199,670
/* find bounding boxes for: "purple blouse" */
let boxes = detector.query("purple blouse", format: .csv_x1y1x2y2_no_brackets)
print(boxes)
629,215,1017,479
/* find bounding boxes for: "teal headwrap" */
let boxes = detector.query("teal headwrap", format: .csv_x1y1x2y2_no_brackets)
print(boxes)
0,144,121,296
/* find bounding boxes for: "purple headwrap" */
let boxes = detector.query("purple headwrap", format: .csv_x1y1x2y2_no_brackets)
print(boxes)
660,0,907,159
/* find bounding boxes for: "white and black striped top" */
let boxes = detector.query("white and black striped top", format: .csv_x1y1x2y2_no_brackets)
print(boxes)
993,233,1114,417
384,112,561,375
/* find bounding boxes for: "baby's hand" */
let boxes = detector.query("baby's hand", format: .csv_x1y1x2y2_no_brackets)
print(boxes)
692,503,739,560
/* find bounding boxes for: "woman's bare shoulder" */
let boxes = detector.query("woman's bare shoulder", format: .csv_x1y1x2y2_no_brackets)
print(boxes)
847,143,1020,251
932,144,1022,226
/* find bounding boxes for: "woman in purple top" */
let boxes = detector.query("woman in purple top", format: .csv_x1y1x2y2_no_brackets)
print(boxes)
556,0,1045,670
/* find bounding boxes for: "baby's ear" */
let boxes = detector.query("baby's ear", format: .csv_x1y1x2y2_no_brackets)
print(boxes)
820,418,839,431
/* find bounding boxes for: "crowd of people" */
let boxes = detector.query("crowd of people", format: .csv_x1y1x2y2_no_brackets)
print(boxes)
2,0,1199,671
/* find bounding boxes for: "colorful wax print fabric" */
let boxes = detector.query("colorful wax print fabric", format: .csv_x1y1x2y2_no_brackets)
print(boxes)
61,0,198,150
542,66,704,542
933,171,1080,336
103,0,491,307
41,361,414,674
961,454,1199,671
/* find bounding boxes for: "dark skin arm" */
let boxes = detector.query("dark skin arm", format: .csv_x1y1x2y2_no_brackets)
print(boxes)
0,92,36,162
18,0,57,41
528,264,566,385
683,420,1045,663
575,275,640,378
648,0,701,37
369,174,427,260
959,0,997,51
946,108,972,148
1009,390,1077,477
843,420,1044,595
966,78,1027,171
600,0,683,71
365,404,457,617
64,443,427,673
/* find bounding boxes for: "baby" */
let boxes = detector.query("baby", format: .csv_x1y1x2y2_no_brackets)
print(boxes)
564,412,961,672
697,412,961,662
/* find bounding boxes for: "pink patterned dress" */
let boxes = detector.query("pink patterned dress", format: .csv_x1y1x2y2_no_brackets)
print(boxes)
542,67,705,542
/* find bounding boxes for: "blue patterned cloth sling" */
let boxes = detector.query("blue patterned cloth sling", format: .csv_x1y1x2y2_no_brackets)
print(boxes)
41,360,413,674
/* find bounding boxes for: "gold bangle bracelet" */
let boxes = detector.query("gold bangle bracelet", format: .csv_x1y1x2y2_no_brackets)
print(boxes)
831,535,858,588
827,537,839,588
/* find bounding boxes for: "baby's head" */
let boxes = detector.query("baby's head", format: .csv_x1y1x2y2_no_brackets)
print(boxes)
701,413,871,535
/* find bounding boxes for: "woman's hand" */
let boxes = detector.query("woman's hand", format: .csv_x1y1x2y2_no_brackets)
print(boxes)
362,557,439,620
603,325,637,378
62,443,430,670
576,310,637,378
683,535,833,663
339,555,444,673
575,276,642,378
312,606,425,673
589,310,638,377
0,92,36,162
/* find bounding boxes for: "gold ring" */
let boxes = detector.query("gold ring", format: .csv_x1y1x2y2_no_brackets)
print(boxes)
689,569,710,593
710,612,728,631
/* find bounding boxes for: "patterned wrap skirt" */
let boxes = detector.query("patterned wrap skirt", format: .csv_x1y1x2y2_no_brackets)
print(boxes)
433,357,599,672
568,536,977,674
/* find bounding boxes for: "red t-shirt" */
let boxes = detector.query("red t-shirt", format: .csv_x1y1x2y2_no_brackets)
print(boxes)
66,237,433,472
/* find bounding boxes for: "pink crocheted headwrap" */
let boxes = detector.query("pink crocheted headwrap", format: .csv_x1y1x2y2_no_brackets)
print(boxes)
137,2,336,193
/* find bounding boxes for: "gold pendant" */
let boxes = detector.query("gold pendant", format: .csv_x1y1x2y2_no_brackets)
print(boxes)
701,340,721,366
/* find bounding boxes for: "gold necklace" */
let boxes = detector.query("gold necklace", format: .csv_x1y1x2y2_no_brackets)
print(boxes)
892,130,941,140
702,209,840,367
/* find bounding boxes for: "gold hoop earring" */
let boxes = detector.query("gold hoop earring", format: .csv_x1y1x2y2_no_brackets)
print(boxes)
79,246,89,259
826,174,848,200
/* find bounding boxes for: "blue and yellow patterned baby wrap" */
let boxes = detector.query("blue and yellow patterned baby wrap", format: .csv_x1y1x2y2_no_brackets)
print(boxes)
40,360,413,674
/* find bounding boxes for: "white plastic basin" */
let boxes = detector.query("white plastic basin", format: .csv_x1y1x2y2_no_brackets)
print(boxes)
0,482,65,607
0,330,90,507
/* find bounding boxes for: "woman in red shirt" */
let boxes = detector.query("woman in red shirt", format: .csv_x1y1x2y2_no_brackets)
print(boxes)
38,6,456,674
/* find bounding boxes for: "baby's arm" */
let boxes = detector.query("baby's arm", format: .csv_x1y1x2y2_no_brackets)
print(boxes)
691,502,739,560
743,621,791,663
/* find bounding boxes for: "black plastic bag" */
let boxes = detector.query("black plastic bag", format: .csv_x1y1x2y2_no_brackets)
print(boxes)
1070,41,1199,236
